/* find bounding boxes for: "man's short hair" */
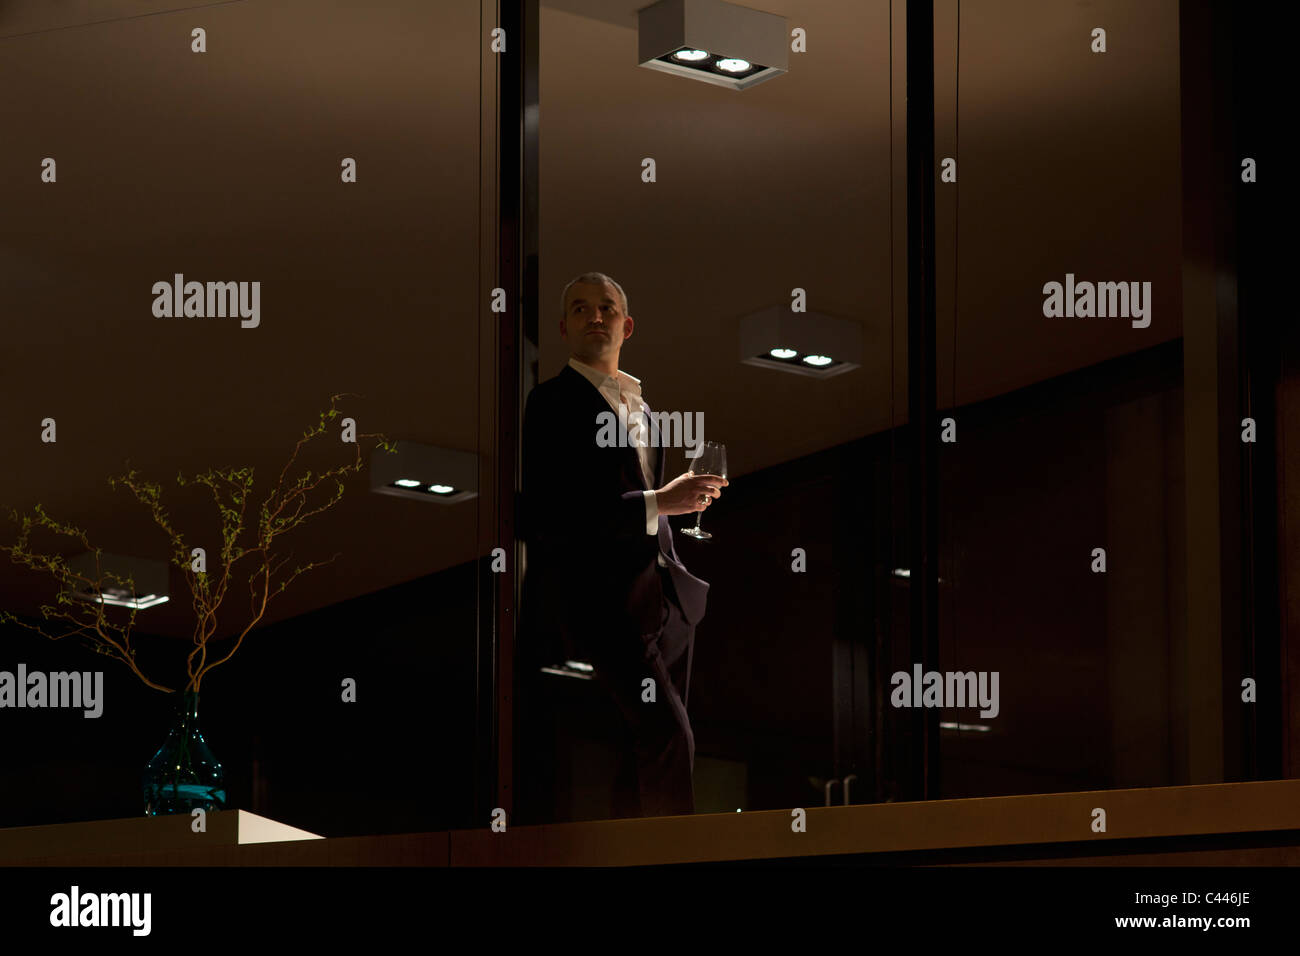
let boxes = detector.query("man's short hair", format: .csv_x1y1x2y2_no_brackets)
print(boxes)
561,272,628,318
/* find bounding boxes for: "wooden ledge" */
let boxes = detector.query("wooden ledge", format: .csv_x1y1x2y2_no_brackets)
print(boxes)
453,778,1300,866
3,779,1299,866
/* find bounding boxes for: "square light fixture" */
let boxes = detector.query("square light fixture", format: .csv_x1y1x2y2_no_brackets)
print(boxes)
739,305,862,379
638,0,788,91
370,440,478,505
65,551,169,609
540,659,596,680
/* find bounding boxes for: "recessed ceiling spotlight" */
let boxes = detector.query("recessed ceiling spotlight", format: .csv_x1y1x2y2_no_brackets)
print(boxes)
715,57,752,73
65,552,170,610
639,0,788,91
540,660,596,680
740,306,861,379
891,568,949,585
371,442,478,505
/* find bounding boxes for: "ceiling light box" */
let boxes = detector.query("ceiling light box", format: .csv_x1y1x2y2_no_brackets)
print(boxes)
370,441,478,505
638,0,788,91
739,306,862,379
65,552,169,609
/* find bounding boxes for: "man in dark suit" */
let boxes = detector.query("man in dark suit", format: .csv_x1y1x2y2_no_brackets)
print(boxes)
519,271,726,820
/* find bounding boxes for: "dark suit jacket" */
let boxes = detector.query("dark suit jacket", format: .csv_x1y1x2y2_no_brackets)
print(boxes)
520,363,709,667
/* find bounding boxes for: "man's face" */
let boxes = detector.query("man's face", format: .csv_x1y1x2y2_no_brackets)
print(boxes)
560,281,632,365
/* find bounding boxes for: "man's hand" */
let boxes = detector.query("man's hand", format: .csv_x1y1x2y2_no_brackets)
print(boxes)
654,472,729,516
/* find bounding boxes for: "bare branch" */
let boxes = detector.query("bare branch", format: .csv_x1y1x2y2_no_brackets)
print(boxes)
0,397,397,697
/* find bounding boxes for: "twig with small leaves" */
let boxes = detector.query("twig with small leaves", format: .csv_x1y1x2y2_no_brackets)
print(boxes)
0,393,397,694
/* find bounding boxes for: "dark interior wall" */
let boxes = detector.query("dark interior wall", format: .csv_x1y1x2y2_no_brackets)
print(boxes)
0,564,477,837
686,461,851,812
1278,329,1300,780
1105,384,1187,788
938,402,1111,796
938,341,1185,798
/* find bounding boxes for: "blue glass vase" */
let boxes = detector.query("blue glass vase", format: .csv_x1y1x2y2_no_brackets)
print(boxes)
142,690,227,816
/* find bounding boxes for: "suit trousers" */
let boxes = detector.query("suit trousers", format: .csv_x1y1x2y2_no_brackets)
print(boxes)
516,565,697,822
598,565,696,818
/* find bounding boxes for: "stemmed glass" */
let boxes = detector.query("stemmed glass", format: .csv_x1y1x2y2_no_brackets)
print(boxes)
679,441,726,540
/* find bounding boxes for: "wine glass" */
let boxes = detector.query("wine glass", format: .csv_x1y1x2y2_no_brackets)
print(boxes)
679,441,726,540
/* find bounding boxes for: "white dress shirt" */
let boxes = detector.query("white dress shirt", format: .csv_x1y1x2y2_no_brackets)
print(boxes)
568,356,667,567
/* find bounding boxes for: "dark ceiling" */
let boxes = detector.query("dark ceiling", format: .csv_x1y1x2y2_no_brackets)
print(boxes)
0,0,1182,640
